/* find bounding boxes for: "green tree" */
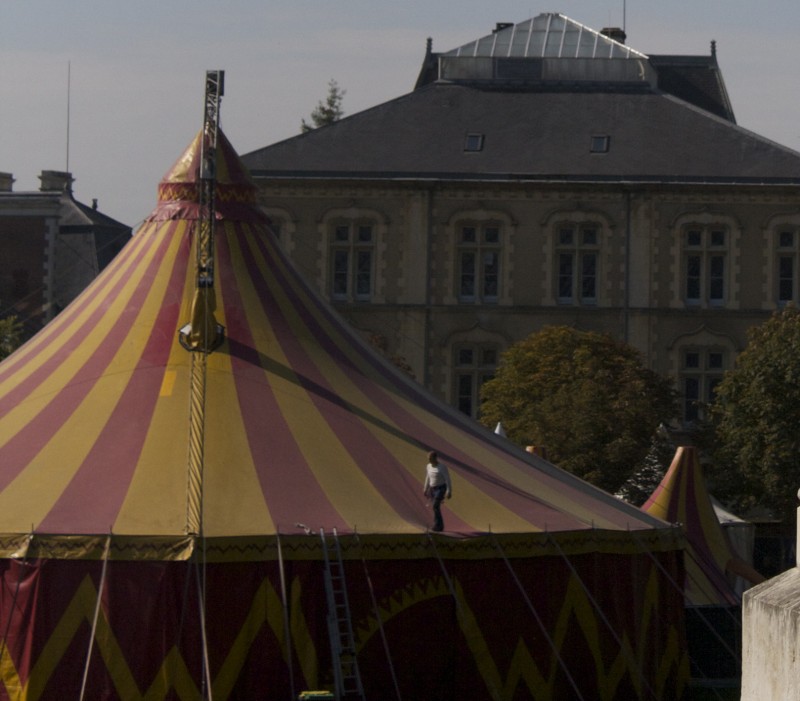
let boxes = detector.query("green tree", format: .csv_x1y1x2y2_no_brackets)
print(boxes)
301,79,346,133
0,315,23,361
706,307,800,521
480,326,677,493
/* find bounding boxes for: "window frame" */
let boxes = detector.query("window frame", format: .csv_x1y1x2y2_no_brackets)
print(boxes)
456,222,502,304
680,347,726,423
555,222,600,305
776,227,800,305
464,133,485,152
330,220,375,302
453,343,499,418
590,135,610,153
682,225,728,307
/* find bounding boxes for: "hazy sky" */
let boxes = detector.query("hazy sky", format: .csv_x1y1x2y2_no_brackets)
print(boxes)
3,1,799,228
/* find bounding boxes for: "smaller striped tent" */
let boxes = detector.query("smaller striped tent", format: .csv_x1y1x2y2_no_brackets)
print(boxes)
642,446,763,606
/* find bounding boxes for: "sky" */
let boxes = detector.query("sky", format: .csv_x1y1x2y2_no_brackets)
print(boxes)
3,1,800,229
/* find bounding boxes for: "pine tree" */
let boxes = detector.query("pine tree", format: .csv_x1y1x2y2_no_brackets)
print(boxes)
301,79,346,133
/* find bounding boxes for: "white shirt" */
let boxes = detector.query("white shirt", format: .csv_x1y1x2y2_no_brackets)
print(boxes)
424,461,452,496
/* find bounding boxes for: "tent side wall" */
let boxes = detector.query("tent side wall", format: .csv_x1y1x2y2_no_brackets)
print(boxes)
0,532,688,700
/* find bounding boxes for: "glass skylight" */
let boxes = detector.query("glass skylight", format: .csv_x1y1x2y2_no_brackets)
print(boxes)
445,13,648,60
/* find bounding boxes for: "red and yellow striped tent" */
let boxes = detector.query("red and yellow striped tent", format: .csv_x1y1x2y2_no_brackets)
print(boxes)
0,129,688,700
642,446,763,607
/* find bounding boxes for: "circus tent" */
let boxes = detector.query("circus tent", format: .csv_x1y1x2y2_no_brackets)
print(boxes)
642,446,764,607
0,101,688,698
641,446,767,690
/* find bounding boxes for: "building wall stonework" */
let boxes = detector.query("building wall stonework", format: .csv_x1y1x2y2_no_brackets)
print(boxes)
255,179,800,423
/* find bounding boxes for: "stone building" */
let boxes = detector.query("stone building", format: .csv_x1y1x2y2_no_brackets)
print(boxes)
0,170,130,336
241,13,800,425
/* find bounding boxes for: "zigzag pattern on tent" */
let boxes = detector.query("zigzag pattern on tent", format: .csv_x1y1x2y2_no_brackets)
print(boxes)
1,565,687,701
0,575,308,701
352,567,689,700
156,183,256,204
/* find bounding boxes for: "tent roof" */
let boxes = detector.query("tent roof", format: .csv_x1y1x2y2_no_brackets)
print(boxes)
0,128,675,557
642,446,739,605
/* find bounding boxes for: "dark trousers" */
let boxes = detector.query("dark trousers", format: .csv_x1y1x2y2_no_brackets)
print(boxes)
430,485,447,532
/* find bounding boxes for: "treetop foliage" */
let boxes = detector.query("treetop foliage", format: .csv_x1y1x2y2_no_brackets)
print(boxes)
480,326,677,493
707,306,800,521
301,79,346,133
0,315,22,361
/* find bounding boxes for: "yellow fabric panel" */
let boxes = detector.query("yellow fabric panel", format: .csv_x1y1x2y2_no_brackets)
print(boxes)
370,387,606,531
294,336,537,533
230,231,405,530
0,231,162,450
0,230,152,388
111,361,192,535
258,232,622,532
0,370,135,530
203,359,277,537
113,222,203,535
0,228,187,532
163,132,201,184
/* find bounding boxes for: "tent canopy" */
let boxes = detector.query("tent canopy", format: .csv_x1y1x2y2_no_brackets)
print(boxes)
642,445,763,605
0,129,673,557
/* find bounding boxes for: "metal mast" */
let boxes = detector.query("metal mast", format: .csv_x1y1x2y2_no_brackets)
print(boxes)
182,70,226,537
180,70,226,701
180,69,226,356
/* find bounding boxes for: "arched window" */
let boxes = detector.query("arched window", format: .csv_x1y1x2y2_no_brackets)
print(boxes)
456,222,502,303
670,327,737,425
683,225,728,306
773,225,800,305
444,209,514,306
542,209,611,307
453,343,499,418
555,221,600,304
680,346,726,423
319,207,387,304
331,220,375,301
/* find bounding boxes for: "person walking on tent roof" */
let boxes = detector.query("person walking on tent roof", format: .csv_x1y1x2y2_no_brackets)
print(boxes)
423,450,452,532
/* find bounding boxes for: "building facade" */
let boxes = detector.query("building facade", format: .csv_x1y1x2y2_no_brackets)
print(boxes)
0,170,130,336
242,13,800,425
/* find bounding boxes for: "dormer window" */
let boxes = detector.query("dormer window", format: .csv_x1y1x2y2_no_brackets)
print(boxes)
590,135,610,153
464,133,485,152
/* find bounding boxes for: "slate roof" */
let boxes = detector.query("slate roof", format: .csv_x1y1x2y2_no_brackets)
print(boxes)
243,12,800,183
58,195,130,268
649,51,735,122
242,81,800,183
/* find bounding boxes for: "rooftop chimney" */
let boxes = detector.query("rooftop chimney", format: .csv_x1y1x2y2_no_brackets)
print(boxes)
600,27,627,44
0,172,13,193
39,170,74,193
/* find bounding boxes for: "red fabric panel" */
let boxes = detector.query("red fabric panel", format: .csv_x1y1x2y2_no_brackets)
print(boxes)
0,228,175,495
0,551,686,700
37,227,189,532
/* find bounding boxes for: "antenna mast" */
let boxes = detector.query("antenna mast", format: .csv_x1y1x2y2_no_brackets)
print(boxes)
66,61,71,173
